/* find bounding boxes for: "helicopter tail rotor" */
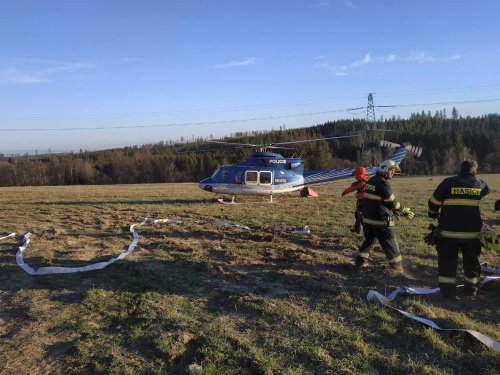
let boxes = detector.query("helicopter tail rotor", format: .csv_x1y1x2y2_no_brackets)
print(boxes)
379,140,422,158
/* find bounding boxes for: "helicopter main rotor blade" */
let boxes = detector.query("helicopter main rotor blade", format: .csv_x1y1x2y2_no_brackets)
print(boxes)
265,145,296,150
175,145,250,154
206,140,258,147
201,130,395,151
206,140,294,151
353,129,394,135
271,134,360,146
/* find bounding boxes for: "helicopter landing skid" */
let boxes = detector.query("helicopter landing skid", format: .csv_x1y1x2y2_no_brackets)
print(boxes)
217,194,280,204
217,196,238,204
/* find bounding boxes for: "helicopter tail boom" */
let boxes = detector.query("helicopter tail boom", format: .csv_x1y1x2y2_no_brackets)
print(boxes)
301,145,407,187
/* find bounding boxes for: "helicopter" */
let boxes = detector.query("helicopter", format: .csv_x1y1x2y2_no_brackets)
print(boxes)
198,136,422,202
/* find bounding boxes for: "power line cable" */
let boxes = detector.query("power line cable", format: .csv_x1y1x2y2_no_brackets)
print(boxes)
375,98,500,108
0,107,365,132
0,95,368,121
2,84,499,121
0,98,498,133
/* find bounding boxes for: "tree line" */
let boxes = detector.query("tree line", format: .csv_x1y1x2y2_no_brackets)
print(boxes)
0,112,498,187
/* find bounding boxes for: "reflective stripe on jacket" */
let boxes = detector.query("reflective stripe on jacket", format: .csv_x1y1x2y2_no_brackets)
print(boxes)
362,173,401,227
428,173,489,235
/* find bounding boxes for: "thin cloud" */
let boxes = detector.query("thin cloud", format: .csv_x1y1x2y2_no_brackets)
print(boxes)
351,53,373,68
313,52,376,76
313,57,349,76
312,55,328,68
211,57,257,69
314,50,459,77
407,51,434,64
384,54,397,62
345,1,359,9
40,61,91,75
446,54,462,61
0,69,47,84
0,57,92,84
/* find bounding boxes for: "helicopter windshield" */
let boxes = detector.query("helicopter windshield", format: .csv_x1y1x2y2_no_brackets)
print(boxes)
211,167,221,179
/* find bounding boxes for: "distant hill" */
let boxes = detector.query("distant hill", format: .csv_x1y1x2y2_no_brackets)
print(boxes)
0,112,498,186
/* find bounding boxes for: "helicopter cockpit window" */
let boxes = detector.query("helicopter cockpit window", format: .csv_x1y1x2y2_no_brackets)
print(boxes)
245,171,258,184
211,168,221,179
259,171,272,185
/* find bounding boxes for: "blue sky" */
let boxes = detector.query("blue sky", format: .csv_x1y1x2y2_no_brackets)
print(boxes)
1,0,499,154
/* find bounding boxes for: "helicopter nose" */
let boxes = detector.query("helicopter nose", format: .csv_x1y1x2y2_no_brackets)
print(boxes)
198,178,213,192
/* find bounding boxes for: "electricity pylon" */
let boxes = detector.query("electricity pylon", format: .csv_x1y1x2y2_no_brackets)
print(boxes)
360,93,382,166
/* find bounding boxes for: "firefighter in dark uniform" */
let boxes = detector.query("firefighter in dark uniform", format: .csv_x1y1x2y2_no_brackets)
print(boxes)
341,166,367,233
354,160,414,272
428,160,490,298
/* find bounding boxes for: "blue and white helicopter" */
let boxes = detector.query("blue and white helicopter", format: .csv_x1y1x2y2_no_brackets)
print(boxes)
198,136,421,203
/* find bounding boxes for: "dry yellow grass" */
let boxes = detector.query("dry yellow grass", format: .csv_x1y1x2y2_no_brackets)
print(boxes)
0,176,499,374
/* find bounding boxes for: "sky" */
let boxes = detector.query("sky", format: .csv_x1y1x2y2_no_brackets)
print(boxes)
1,0,499,155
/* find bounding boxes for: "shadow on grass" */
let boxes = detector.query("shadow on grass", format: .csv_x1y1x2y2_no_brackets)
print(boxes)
31,198,213,206
1,227,499,375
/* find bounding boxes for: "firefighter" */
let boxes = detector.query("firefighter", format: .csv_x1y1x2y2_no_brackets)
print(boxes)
341,166,367,234
428,160,490,298
354,160,414,272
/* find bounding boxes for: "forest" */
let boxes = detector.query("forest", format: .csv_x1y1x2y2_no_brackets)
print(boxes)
0,110,499,187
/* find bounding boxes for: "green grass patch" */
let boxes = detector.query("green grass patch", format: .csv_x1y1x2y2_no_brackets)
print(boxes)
0,177,499,374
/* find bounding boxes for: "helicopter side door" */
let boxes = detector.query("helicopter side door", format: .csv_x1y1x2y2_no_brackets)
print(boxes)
242,170,273,194
214,167,243,194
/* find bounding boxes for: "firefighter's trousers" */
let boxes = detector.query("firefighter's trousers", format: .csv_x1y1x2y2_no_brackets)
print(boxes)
356,225,402,268
436,237,481,297
353,200,363,232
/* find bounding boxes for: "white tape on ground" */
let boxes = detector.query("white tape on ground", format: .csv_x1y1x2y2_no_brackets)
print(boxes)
3,217,307,275
273,225,311,235
212,219,311,234
213,219,252,231
367,276,500,351
0,233,17,241
2,218,181,276
481,265,500,276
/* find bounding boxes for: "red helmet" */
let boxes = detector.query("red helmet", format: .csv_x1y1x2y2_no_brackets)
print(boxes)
354,166,366,179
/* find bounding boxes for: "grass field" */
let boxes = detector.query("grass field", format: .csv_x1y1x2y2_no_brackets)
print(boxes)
0,176,499,375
